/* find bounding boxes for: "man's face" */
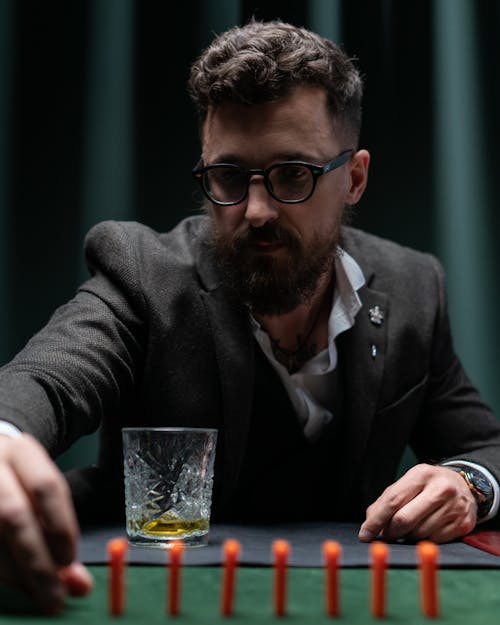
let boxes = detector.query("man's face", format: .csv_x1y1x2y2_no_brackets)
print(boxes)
200,86,366,315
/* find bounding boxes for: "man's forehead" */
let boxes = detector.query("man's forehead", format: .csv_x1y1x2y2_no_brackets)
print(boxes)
201,87,338,160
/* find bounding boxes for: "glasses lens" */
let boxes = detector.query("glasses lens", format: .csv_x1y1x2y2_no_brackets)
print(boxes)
268,164,314,201
204,166,247,204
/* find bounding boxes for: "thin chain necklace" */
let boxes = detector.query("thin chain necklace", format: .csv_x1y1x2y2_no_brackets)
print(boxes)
268,302,324,374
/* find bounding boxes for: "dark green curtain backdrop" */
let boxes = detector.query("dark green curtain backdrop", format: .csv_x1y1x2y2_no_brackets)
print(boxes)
0,0,499,471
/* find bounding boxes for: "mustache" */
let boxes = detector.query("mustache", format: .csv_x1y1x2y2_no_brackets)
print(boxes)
233,223,298,247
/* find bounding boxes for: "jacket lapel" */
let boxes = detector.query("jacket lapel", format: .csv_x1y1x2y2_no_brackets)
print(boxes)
336,284,389,494
197,244,255,505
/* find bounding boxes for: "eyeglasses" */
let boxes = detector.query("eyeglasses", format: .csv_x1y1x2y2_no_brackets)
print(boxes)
192,149,354,206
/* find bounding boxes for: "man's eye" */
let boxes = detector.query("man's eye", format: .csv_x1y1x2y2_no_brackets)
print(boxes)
212,169,241,183
280,166,307,179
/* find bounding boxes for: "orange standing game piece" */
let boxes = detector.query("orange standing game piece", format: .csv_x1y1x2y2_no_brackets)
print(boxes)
168,540,184,616
272,539,291,617
370,541,389,618
417,540,440,618
323,540,342,617
107,537,128,616
220,538,242,616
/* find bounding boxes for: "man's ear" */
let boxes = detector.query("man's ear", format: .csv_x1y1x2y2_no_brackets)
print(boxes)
346,149,370,205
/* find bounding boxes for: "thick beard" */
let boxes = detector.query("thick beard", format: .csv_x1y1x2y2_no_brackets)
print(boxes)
210,218,342,316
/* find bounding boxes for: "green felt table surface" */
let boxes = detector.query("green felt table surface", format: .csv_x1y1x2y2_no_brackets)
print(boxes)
1,565,500,624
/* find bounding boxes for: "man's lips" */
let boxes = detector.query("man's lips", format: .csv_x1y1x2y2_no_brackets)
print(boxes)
249,240,286,252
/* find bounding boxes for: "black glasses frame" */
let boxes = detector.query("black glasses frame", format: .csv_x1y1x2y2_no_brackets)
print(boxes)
192,149,354,206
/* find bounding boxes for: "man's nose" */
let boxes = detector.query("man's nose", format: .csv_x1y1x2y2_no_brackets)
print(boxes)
244,177,279,228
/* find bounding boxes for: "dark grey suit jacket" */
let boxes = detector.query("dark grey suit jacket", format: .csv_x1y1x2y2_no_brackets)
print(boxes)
1,216,499,523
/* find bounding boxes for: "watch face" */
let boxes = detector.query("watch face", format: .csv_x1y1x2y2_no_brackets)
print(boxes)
464,469,493,497
463,468,494,518
446,465,494,519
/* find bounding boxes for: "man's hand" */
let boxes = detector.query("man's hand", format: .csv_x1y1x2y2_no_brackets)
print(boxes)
0,433,93,613
358,463,477,544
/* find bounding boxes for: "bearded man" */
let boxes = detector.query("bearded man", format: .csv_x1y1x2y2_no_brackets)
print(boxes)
0,18,499,614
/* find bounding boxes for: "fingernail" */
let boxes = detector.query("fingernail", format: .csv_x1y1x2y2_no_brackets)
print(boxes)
60,562,94,597
358,528,375,542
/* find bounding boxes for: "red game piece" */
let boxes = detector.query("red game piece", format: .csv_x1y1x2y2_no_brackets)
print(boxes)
107,537,128,616
168,540,184,616
272,539,290,617
323,540,341,617
221,538,241,616
370,541,389,618
417,541,439,618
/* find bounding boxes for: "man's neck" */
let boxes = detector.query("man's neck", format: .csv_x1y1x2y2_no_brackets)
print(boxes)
254,270,334,373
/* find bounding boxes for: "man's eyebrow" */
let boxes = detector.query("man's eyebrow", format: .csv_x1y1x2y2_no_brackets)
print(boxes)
206,153,240,164
206,152,318,165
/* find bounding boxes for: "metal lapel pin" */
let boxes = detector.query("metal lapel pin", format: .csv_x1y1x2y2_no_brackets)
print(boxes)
368,305,384,326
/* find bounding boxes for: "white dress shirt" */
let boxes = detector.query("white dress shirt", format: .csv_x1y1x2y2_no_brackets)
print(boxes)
251,248,365,440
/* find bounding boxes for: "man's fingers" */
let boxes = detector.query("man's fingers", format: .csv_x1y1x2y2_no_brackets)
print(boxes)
9,434,79,566
403,489,476,543
377,486,445,541
59,562,95,597
359,463,479,544
359,471,425,541
0,433,84,612
0,465,67,612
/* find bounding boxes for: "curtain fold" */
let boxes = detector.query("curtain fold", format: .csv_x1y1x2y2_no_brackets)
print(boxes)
308,0,342,41
433,0,498,411
79,0,135,278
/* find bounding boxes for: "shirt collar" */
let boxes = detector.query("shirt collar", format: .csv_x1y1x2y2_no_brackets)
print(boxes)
329,247,365,342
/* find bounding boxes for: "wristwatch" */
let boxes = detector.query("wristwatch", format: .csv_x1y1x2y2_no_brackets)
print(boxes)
446,465,494,520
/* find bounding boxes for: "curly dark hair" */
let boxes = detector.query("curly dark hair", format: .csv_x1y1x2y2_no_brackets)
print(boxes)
187,18,363,145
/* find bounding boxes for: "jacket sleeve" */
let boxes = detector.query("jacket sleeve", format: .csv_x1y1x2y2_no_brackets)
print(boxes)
410,254,500,486
0,221,147,458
